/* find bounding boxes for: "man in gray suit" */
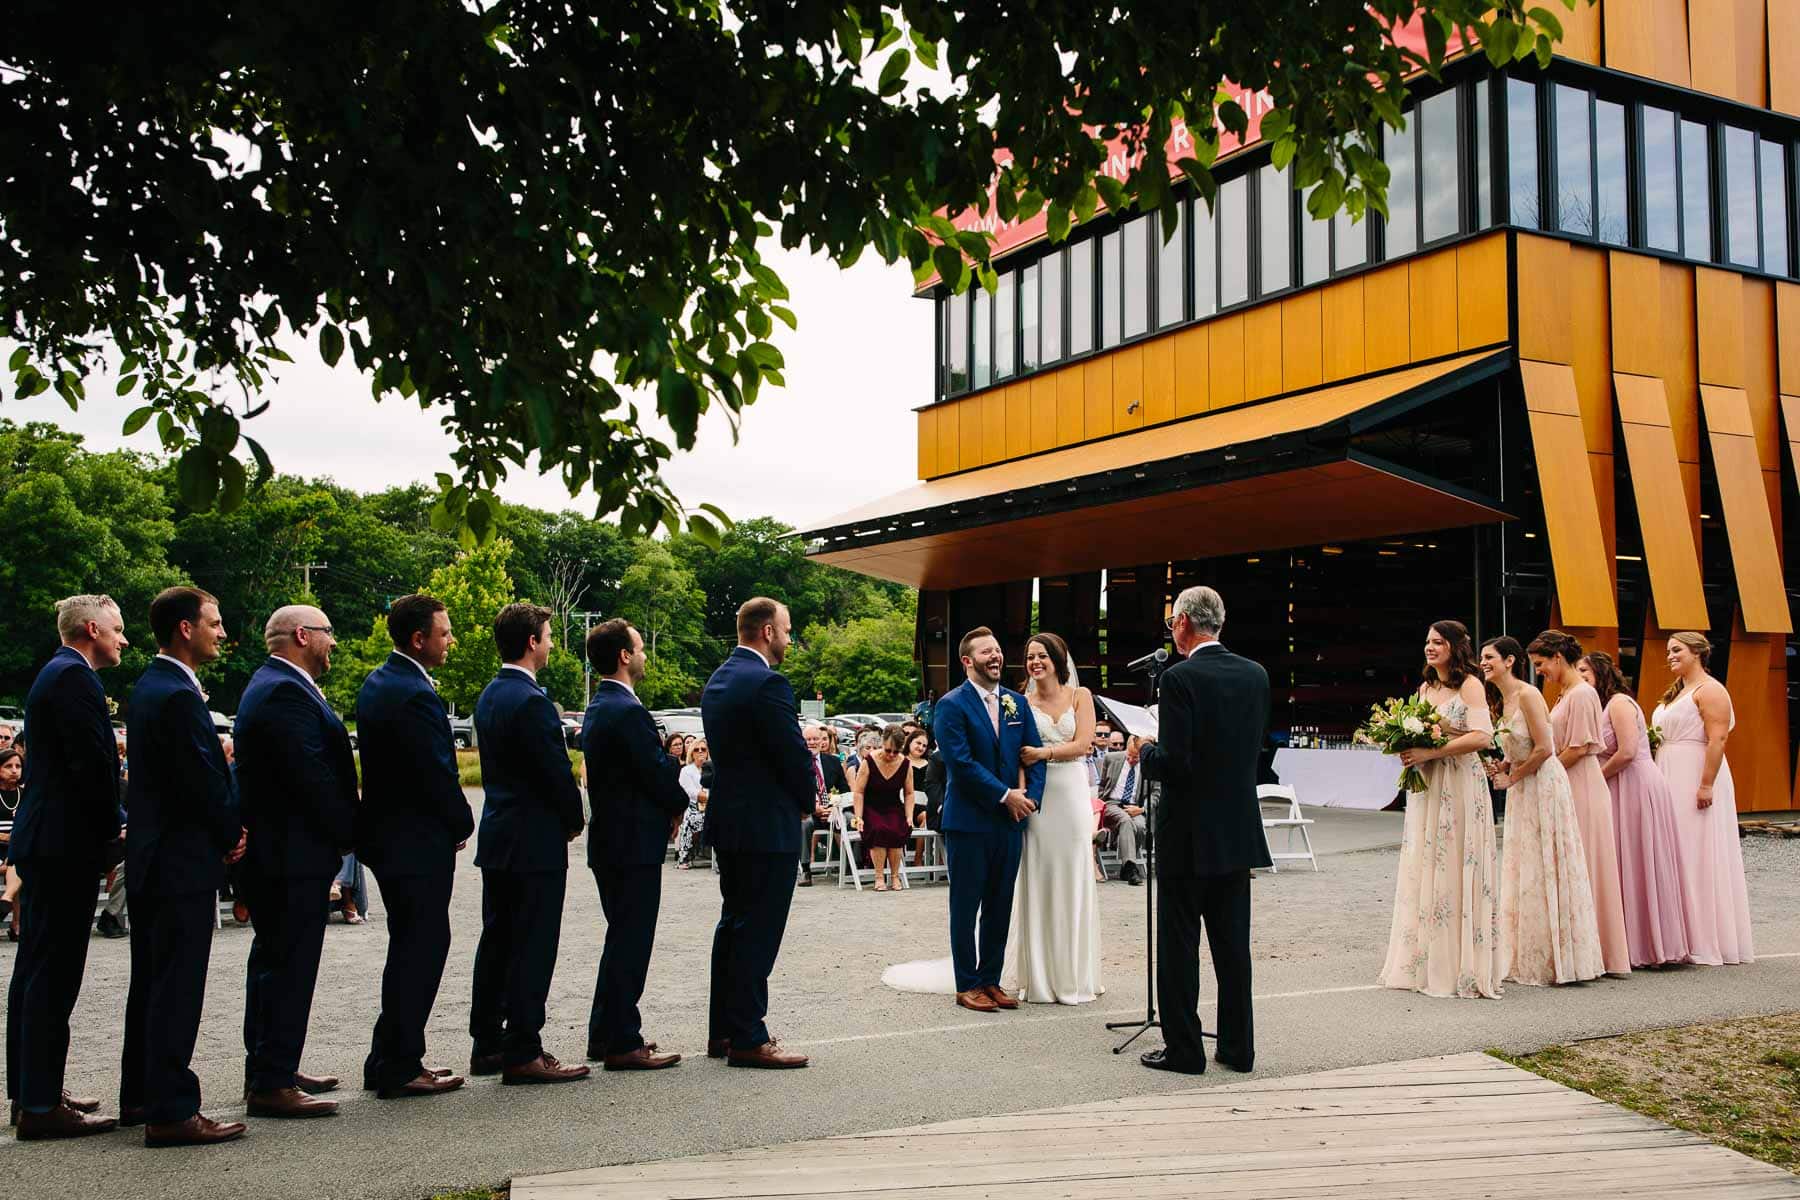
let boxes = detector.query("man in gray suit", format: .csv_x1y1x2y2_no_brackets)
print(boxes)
1097,736,1158,885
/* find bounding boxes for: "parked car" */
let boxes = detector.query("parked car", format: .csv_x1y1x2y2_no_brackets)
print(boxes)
209,710,234,735
561,714,583,750
874,712,911,726
0,705,23,725
651,710,706,739
449,716,475,749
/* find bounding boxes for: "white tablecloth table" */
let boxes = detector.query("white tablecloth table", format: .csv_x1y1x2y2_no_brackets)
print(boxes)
1270,748,1402,810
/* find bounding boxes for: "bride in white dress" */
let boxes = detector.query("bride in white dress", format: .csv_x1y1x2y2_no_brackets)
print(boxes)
1004,632,1105,1004
882,632,1104,1003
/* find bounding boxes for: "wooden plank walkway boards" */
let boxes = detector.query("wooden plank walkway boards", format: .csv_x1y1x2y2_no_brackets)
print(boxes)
511,1051,1800,1199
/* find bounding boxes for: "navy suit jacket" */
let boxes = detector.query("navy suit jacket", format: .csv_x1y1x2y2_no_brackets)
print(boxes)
473,668,583,872
354,652,474,876
581,680,688,868
11,647,121,867
699,647,815,855
935,679,1047,835
233,657,358,880
124,658,241,897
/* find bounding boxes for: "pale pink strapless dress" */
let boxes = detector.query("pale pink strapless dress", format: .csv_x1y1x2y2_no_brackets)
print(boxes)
1599,700,1690,967
1652,686,1754,966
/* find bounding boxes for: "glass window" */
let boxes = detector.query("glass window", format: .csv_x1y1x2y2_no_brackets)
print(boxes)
1157,202,1185,328
1192,196,1218,318
1123,216,1149,338
1041,250,1064,362
1301,187,1330,286
1100,230,1122,348
1474,79,1493,227
1507,77,1540,226
1420,89,1460,243
1726,125,1758,268
1383,117,1417,257
1762,139,1789,276
946,290,968,393
1219,175,1249,307
1555,84,1592,236
1333,207,1366,271
1068,239,1094,355
995,271,1016,380
1259,163,1292,293
1681,120,1711,261
1643,106,1679,252
971,282,992,389
1019,262,1040,374
1594,99,1627,246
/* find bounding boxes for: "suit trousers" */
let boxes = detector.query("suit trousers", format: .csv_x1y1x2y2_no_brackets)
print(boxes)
469,868,566,1067
1157,869,1254,1068
707,851,795,1049
1101,803,1146,865
119,890,217,1123
943,830,1023,992
6,864,99,1109
243,876,331,1091
587,863,662,1056
364,868,455,1089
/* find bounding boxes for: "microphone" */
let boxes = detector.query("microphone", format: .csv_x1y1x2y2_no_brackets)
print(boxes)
1126,648,1169,673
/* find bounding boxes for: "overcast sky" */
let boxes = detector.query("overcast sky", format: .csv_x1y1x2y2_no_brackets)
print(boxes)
6,245,931,533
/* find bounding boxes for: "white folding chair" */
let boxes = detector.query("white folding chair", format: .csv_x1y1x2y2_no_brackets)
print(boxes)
832,802,872,891
1258,783,1318,872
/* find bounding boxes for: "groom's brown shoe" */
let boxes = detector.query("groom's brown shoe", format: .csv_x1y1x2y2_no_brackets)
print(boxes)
984,986,1019,1010
956,988,999,1013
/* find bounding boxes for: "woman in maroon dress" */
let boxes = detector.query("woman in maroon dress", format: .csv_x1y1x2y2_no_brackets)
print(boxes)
852,725,917,891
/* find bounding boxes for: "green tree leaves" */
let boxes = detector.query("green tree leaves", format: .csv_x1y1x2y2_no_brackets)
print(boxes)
424,537,517,713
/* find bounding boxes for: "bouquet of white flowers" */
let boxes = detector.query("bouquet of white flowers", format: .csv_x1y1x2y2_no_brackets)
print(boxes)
1355,694,1450,794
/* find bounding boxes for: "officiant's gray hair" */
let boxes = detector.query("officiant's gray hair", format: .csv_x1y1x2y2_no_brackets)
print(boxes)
1173,585,1225,635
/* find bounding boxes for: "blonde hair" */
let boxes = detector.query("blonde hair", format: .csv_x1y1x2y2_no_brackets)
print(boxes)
1659,631,1713,706
685,739,708,765
55,594,119,642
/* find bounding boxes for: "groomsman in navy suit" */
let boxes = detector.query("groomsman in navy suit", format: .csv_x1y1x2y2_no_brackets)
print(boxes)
233,605,358,1118
119,587,247,1147
933,626,1046,1013
355,594,472,1099
701,597,817,1068
6,595,126,1139
468,603,588,1085
580,618,688,1070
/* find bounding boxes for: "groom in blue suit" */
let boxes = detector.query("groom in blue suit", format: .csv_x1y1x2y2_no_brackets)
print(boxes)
935,626,1045,1012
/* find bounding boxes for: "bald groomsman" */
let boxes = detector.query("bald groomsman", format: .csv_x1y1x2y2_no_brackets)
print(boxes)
7,596,127,1139
234,605,358,1119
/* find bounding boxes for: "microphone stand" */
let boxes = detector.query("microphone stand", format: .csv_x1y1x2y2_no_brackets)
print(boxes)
1106,654,1178,1055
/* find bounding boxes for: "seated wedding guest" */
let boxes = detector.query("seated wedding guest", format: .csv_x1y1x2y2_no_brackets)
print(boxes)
1105,729,1126,753
580,618,688,1071
851,726,915,892
97,736,128,939
1085,720,1112,794
331,853,368,925
1579,652,1690,968
798,725,847,887
8,595,126,1139
234,605,358,1120
675,741,710,869
1099,736,1157,885
1652,632,1754,966
469,604,588,1084
120,586,247,1146
0,748,19,940
354,593,471,1101
0,724,14,751
905,731,939,868
846,729,879,778
664,732,688,764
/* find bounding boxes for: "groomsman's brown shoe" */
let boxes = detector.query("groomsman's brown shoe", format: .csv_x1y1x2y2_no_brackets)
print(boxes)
293,1071,339,1094
377,1072,465,1099
984,986,1019,1010
145,1113,247,1147
604,1045,682,1071
501,1055,590,1085
246,1087,339,1118
956,988,999,1013
61,1091,101,1113
726,1039,808,1069
15,1105,116,1140
706,1039,730,1059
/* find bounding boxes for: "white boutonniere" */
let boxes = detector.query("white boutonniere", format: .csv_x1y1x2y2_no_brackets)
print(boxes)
1000,694,1018,719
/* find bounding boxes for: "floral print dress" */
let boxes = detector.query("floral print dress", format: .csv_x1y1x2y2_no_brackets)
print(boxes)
1379,695,1504,999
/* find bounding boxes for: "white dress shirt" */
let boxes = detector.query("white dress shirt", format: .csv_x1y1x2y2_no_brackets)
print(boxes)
154,653,203,694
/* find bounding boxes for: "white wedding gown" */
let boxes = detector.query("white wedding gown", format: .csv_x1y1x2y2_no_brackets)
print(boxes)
882,706,1105,1004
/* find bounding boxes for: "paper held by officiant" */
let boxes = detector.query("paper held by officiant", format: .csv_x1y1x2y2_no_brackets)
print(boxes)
1096,696,1157,740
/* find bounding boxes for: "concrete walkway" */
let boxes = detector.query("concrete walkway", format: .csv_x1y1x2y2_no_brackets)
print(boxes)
513,1051,1800,1199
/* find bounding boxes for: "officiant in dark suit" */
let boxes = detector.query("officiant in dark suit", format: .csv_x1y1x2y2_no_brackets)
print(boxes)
1138,585,1271,1076
581,618,688,1070
700,597,816,1068
234,605,358,1118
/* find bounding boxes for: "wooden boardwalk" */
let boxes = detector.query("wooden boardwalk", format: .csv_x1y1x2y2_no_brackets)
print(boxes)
511,1051,1800,1199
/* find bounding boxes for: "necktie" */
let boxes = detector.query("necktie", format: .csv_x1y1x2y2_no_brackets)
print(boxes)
984,689,1000,735
1121,762,1137,805
812,753,826,799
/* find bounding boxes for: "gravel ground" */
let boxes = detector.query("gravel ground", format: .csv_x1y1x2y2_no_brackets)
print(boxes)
6,800,1798,1200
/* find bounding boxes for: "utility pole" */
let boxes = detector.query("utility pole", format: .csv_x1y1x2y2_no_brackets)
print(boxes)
301,562,328,596
572,610,602,708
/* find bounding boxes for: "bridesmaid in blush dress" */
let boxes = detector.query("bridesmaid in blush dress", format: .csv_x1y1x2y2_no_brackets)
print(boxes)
1651,632,1754,966
1529,630,1631,977
1577,653,1690,967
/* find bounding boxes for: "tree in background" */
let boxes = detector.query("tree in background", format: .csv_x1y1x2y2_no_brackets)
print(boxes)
538,648,585,714
617,542,708,685
638,656,703,712
788,609,918,713
426,539,517,713
321,614,393,717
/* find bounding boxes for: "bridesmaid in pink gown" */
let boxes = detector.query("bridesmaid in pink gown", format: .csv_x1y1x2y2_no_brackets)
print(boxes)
1651,632,1755,966
1577,652,1690,967
1529,631,1631,976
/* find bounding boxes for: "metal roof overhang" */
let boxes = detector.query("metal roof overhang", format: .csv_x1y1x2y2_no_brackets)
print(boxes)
804,349,1516,589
